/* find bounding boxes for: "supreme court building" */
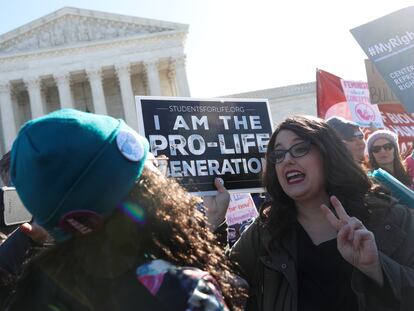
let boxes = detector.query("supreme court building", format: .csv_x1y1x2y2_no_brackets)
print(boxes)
0,7,190,155
224,82,316,126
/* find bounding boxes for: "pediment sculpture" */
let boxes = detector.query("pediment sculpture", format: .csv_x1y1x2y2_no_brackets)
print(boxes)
0,13,176,54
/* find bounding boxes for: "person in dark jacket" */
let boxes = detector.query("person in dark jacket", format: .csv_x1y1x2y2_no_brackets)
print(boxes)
229,115,414,311
326,116,366,165
0,149,50,284
4,109,245,311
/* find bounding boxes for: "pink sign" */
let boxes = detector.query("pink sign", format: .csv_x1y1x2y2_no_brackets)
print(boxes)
225,193,258,226
341,80,384,128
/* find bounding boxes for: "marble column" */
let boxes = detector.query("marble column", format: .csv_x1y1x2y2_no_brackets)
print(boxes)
86,68,107,115
115,63,138,130
144,59,162,96
41,88,48,112
25,77,44,119
0,81,17,151
54,72,74,109
172,56,190,97
167,68,178,96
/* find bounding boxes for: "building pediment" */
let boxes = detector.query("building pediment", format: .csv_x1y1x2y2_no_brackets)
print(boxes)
0,7,188,55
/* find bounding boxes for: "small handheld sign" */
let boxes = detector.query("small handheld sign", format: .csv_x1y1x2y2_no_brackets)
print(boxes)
2,187,32,226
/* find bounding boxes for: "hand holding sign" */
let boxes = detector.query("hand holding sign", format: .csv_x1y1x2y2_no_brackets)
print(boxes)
203,178,230,231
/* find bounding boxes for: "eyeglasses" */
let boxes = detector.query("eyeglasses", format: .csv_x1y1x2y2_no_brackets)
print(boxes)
268,141,312,164
371,143,394,153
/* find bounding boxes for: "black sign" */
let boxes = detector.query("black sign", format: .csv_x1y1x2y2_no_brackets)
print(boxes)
351,6,414,112
136,97,273,195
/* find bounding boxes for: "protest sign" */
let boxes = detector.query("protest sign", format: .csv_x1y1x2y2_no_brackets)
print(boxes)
225,193,258,247
365,59,414,156
351,6,414,113
136,96,273,195
365,59,400,105
377,103,414,157
316,69,384,128
225,193,258,226
341,80,383,128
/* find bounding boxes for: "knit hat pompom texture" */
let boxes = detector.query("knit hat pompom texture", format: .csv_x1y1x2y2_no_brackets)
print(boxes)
367,129,399,153
11,109,149,241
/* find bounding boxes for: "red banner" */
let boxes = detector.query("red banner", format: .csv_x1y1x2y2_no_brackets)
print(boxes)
377,103,414,157
316,69,346,118
316,68,414,157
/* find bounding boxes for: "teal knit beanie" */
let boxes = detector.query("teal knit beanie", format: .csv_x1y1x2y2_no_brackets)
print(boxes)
10,109,149,241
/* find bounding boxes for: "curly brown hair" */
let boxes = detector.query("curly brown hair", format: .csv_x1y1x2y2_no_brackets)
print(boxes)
15,167,246,310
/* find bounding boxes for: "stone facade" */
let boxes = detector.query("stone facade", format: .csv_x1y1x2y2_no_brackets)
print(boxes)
0,7,191,155
224,82,316,126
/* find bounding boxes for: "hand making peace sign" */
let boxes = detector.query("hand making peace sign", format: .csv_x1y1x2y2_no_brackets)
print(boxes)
321,196,384,285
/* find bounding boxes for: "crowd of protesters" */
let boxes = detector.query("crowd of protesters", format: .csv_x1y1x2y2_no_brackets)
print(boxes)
0,108,413,310
326,116,414,188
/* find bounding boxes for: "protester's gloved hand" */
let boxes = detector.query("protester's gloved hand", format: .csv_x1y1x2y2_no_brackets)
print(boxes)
19,222,50,244
203,178,230,232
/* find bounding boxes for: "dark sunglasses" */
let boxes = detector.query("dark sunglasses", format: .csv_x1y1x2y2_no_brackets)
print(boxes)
269,141,312,164
371,143,394,153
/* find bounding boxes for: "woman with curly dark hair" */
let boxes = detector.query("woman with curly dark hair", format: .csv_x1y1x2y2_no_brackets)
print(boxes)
229,115,414,311
5,109,245,311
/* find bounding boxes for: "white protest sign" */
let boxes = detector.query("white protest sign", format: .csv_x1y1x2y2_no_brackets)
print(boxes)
225,193,258,226
340,80,384,128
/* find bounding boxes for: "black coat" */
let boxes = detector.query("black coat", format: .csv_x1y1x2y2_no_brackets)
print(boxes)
231,194,414,311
